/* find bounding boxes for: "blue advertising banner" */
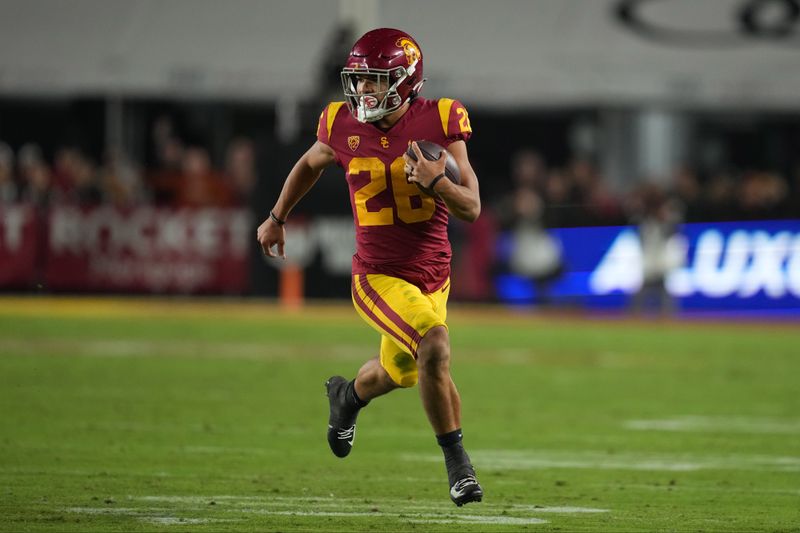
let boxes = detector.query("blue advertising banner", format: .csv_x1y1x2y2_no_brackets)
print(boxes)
496,220,800,314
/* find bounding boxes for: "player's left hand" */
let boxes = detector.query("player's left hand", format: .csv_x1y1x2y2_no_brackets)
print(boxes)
403,141,447,189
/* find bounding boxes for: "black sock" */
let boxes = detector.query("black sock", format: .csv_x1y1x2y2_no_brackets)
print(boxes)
437,429,472,484
437,428,463,447
347,379,369,408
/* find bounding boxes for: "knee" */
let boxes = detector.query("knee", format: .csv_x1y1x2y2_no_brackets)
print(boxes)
416,326,450,374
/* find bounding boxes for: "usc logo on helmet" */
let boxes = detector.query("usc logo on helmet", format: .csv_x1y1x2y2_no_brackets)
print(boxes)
396,38,420,65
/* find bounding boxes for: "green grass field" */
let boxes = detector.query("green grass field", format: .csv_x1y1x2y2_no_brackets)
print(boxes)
1,297,798,532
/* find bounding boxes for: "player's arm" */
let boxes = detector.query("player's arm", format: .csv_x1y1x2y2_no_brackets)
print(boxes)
406,140,480,223
432,140,480,222
257,141,336,258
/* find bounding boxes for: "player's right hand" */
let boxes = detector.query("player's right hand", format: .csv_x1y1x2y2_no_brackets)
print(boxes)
257,216,286,259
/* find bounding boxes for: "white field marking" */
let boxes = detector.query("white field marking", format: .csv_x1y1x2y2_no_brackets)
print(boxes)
509,505,609,514
128,495,609,524
133,494,608,511
624,416,800,434
69,503,550,527
142,517,219,525
137,495,265,503
69,421,317,438
66,507,236,526
594,483,800,496
140,495,457,514
407,515,548,525
242,508,550,526
403,450,800,473
1,466,273,482
0,338,368,361
67,507,140,515
124,494,609,526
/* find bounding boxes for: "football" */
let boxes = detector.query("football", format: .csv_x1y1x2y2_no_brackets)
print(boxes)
405,140,461,197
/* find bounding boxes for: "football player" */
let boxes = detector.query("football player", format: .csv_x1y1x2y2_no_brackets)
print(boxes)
257,28,483,506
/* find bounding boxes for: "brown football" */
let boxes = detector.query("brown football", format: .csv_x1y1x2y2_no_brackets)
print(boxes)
405,140,461,197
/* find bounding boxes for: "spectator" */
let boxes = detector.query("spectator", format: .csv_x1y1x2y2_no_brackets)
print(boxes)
17,143,52,207
568,157,622,225
507,186,564,303
494,148,547,230
542,168,578,228
224,137,258,207
703,171,738,221
627,183,683,316
174,144,234,208
101,149,147,208
61,149,103,206
737,170,789,220
493,148,564,304
789,162,800,218
0,142,17,203
672,166,702,222
148,115,185,205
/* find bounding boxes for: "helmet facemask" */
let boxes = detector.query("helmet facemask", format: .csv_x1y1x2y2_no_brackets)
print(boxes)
341,60,419,123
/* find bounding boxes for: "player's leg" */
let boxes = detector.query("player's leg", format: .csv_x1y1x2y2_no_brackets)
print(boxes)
326,276,420,459
449,378,462,428
416,325,457,433
352,273,482,505
325,373,363,458
326,342,412,459
416,325,482,506
353,355,399,402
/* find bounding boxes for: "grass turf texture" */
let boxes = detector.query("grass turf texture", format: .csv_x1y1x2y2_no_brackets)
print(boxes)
0,297,798,532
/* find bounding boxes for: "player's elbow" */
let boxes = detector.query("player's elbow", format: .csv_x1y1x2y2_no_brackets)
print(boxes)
466,205,481,222
456,202,481,223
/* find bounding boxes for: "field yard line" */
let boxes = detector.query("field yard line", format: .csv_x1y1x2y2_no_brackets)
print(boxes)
129,495,608,518
68,504,552,526
66,507,236,525
406,515,549,525
143,517,230,525
0,338,368,361
67,507,141,515
508,505,610,513
137,495,265,503
598,483,800,496
243,509,550,525
403,450,800,473
624,416,800,434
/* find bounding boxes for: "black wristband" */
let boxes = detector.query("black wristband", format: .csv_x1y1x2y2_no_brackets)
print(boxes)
269,211,286,226
428,173,446,191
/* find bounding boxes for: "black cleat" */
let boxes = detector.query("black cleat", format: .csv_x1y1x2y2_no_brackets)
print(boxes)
449,473,484,506
325,376,359,458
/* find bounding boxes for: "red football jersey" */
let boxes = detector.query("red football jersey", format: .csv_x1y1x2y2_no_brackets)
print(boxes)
316,97,473,293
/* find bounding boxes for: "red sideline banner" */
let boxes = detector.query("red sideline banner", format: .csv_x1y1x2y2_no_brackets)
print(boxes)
45,206,252,293
1,205,252,294
0,205,39,288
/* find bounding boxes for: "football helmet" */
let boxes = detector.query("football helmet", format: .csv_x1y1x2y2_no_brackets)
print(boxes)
341,28,425,123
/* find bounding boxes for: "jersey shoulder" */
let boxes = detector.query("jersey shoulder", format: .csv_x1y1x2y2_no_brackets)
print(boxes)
316,101,351,145
416,97,473,143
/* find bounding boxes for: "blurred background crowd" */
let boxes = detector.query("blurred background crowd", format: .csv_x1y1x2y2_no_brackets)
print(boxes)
1,0,799,312
2,127,799,221
0,118,257,210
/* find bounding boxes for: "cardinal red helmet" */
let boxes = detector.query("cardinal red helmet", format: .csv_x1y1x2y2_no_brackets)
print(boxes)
341,28,425,123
